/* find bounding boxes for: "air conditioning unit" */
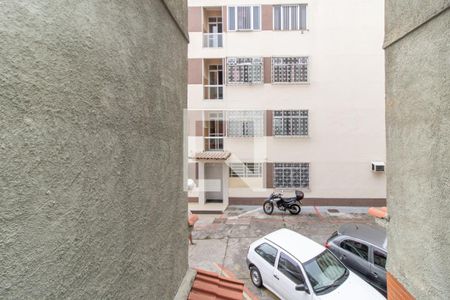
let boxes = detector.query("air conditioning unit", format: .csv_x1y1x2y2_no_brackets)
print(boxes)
372,161,385,172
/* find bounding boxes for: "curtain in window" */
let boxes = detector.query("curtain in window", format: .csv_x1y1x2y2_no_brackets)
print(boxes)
253,6,260,30
274,6,281,30
273,5,307,30
228,7,236,30
237,6,251,30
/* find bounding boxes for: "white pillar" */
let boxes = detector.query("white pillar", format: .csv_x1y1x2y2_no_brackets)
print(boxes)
198,161,206,206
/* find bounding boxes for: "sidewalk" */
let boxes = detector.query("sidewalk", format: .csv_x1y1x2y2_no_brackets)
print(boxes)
189,205,376,299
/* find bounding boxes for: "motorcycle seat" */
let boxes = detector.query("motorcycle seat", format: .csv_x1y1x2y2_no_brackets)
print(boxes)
283,197,298,203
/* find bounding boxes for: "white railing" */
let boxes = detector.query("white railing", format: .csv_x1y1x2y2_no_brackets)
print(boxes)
204,85,224,100
203,33,223,48
204,137,224,151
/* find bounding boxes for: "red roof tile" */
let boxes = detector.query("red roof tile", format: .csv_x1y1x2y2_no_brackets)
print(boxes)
193,151,231,160
188,269,244,300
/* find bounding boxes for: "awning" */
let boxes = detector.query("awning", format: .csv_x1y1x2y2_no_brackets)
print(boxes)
188,269,244,300
193,151,231,161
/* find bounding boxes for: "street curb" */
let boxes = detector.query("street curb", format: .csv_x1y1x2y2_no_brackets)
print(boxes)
174,268,197,300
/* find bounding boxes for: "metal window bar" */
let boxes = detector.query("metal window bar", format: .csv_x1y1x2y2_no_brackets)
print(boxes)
274,163,309,188
227,57,263,84
273,110,309,136
272,57,308,83
229,163,262,177
227,111,264,137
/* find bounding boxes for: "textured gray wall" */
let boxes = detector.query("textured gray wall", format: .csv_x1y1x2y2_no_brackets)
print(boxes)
385,2,450,299
0,1,188,299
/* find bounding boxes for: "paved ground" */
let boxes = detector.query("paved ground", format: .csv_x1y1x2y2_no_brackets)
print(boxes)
188,205,376,300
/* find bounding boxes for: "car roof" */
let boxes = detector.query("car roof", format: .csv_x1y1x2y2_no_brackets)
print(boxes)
263,228,325,263
338,223,387,250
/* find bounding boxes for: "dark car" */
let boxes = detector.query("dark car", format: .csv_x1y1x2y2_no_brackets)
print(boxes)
325,224,387,296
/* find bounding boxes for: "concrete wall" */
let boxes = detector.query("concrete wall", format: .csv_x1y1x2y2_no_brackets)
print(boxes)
385,1,450,298
0,1,188,299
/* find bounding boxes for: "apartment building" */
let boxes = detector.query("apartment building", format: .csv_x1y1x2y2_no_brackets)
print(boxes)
187,0,386,210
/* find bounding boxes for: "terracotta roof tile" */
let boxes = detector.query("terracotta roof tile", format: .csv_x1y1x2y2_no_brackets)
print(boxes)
188,269,244,300
193,151,231,160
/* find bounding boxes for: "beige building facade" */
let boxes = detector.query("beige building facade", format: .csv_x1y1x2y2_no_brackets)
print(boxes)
187,0,386,209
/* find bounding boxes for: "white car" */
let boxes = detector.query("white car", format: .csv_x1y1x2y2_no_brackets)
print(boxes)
246,229,385,300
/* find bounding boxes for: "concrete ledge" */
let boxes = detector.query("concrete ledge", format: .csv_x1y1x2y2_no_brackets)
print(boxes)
188,197,199,203
174,268,197,300
229,197,387,206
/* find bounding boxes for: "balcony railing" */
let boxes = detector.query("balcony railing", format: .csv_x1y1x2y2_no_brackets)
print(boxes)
203,33,223,48
204,137,224,151
204,85,224,100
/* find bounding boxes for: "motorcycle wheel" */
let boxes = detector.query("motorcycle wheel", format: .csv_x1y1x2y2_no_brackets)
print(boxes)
263,201,274,215
288,204,301,215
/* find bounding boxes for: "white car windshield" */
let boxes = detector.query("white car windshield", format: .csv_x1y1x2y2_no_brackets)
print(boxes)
303,250,348,294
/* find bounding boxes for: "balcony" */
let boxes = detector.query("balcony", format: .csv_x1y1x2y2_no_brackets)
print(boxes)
202,7,223,48
203,33,223,48
204,137,224,151
204,85,223,100
203,59,224,100
204,111,224,151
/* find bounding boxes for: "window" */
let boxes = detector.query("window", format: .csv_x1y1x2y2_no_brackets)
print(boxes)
255,243,278,266
340,240,369,261
227,57,263,84
274,163,310,188
205,112,224,151
273,5,307,30
204,65,224,100
277,252,304,284
228,6,261,31
273,110,309,136
227,111,264,137
373,250,386,269
229,163,262,178
303,250,347,294
272,57,308,83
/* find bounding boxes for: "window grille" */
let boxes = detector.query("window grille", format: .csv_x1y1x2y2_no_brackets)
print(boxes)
273,110,309,136
274,163,309,188
272,57,308,83
227,111,264,137
273,5,307,30
229,163,263,178
227,57,263,84
228,6,261,31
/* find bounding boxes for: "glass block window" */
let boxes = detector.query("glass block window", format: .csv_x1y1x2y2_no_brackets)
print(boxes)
272,57,308,83
229,163,263,178
228,6,261,31
274,163,310,188
273,110,309,136
273,5,307,30
227,111,264,137
227,57,263,84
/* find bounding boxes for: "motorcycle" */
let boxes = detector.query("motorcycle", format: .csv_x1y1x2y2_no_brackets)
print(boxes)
263,190,304,215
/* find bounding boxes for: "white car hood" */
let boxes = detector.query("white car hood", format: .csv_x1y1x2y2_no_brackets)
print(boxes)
317,272,385,300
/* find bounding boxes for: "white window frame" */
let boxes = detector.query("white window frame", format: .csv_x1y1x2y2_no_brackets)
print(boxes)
226,110,264,137
273,163,310,189
228,5,262,31
229,163,263,178
273,4,307,31
273,110,309,137
272,56,309,84
226,57,264,85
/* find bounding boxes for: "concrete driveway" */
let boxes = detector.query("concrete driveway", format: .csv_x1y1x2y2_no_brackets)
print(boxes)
188,205,376,300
